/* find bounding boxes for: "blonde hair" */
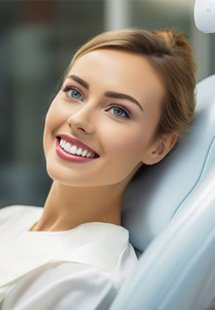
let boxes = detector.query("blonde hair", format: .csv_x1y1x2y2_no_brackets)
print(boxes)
65,28,196,137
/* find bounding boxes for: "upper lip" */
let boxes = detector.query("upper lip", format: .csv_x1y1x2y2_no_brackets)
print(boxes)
57,134,99,156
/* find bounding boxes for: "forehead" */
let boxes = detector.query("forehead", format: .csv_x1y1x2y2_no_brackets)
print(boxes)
68,49,165,105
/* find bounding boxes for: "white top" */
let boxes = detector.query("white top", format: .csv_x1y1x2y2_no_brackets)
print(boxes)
0,205,137,310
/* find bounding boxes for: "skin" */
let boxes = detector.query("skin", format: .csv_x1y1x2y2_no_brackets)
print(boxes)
32,49,177,232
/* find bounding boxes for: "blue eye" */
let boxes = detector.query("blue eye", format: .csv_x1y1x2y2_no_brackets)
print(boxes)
63,86,84,101
109,106,130,118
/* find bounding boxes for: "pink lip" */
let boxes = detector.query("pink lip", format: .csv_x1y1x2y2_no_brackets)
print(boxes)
56,134,99,163
58,134,98,155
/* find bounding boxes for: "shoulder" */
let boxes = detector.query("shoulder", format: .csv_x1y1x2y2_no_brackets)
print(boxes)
21,261,118,289
86,223,138,286
0,205,42,217
39,261,118,287
5,262,118,310
0,205,42,231
73,222,137,279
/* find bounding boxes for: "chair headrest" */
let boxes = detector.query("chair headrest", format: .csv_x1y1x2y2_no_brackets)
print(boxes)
122,75,215,253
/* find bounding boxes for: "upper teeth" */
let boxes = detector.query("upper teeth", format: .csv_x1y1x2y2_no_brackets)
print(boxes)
60,139,96,158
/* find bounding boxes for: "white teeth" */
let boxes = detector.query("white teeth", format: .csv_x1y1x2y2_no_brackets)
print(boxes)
59,138,96,158
70,145,78,155
81,150,88,157
60,139,64,147
76,148,83,155
65,142,71,152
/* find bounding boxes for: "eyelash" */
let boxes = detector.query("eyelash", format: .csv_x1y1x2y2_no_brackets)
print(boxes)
62,84,131,119
107,105,131,119
62,85,84,101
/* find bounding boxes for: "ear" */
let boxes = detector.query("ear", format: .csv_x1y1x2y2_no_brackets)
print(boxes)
143,132,179,165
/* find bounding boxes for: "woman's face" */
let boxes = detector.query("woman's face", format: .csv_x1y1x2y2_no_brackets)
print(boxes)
43,49,170,187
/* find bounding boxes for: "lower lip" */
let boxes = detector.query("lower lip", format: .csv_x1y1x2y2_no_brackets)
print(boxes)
56,139,97,163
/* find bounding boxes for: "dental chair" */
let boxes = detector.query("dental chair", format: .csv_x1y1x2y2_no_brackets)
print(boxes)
110,74,215,310
110,2,215,308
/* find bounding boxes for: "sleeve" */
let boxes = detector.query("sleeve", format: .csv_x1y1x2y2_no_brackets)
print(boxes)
2,262,118,310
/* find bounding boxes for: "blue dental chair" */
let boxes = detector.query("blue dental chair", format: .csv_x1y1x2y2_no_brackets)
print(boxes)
110,74,215,310
110,2,215,306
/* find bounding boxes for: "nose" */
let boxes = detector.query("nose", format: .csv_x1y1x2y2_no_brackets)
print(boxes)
67,104,95,135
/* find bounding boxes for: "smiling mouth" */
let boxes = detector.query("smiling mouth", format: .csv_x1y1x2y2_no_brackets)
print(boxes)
58,137,99,159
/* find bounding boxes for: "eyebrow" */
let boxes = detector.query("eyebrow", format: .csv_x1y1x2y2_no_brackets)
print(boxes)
68,74,89,89
68,74,143,111
104,91,143,111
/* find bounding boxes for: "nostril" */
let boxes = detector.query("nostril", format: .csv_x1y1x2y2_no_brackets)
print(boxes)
67,117,94,135
77,127,87,132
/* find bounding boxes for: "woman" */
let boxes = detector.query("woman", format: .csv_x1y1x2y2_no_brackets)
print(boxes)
0,28,196,309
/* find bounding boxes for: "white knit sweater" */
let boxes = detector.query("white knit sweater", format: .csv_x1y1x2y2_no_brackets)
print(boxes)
0,205,137,310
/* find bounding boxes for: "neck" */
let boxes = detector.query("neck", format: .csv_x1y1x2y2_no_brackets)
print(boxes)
33,182,127,231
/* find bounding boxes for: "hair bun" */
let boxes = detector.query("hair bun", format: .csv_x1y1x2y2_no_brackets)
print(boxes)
154,29,188,50
154,29,196,72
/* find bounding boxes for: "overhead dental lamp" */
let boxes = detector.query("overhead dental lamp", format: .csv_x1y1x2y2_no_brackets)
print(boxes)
194,0,215,33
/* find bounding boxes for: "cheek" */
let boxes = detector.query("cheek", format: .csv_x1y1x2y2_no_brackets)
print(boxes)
44,99,65,136
43,104,61,152
44,110,55,134
101,123,151,161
